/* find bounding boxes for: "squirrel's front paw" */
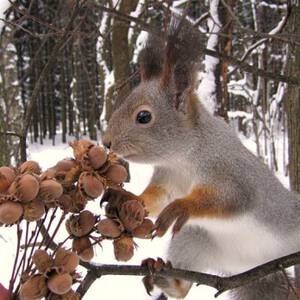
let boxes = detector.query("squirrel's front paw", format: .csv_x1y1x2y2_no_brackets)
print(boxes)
141,258,172,295
155,200,189,237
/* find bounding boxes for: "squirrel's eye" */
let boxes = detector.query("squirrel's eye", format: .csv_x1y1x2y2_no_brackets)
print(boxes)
136,110,152,124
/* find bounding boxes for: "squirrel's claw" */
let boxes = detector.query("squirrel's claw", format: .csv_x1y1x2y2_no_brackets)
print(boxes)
155,200,189,237
142,257,171,273
142,275,154,295
141,258,173,295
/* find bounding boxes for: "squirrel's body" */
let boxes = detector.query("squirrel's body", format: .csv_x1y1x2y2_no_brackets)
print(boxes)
142,92,300,272
103,21,300,299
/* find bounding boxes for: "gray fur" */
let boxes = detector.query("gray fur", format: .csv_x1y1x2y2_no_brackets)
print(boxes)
229,272,297,300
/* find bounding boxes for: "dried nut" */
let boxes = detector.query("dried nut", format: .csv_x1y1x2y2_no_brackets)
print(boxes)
23,199,45,222
48,289,80,300
96,218,122,238
0,201,23,224
9,174,39,202
82,146,107,170
19,275,48,300
54,248,79,273
48,273,73,295
132,218,154,239
113,236,134,262
32,249,53,274
19,160,41,174
66,210,95,237
69,191,88,213
105,164,127,184
70,140,94,161
119,200,145,231
72,237,94,262
39,179,63,202
0,166,16,193
55,159,77,173
88,146,107,168
78,172,103,198
58,194,73,212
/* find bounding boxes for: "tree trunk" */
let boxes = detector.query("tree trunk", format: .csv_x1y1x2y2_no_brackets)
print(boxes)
106,0,139,121
285,3,300,288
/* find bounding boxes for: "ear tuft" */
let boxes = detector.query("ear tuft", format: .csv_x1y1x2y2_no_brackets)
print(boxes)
138,35,164,81
160,18,205,95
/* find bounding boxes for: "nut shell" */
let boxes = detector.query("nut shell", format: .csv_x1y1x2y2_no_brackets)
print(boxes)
23,199,45,222
48,289,80,300
70,140,94,161
69,191,88,213
39,179,63,202
55,159,77,173
66,210,95,237
9,174,39,202
0,166,16,193
0,201,23,224
54,248,79,273
78,172,103,199
72,236,94,262
19,160,41,174
32,249,53,274
19,275,48,300
119,200,145,231
132,218,154,239
113,236,134,262
58,194,73,212
47,273,73,295
81,146,107,170
105,164,128,184
96,218,123,238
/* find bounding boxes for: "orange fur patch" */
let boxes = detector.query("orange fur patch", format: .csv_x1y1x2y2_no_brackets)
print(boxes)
140,185,167,216
180,186,232,218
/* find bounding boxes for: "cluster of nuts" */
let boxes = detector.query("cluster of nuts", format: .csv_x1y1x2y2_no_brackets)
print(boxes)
97,192,155,261
0,139,157,300
0,161,63,225
19,248,80,300
66,210,96,262
0,140,128,225
45,140,128,214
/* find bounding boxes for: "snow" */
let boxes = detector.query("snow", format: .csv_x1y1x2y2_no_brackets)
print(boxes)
198,0,221,114
0,0,10,30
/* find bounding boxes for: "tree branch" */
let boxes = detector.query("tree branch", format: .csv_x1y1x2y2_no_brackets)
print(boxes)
96,4,300,86
76,270,98,298
80,250,300,297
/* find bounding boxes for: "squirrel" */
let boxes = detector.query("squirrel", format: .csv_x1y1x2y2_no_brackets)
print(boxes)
102,19,300,299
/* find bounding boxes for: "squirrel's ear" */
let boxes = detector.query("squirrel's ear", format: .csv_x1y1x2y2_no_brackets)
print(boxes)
160,19,204,110
138,35,164,81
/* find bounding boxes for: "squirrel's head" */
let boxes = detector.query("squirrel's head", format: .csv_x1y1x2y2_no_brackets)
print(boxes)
103,20,203,164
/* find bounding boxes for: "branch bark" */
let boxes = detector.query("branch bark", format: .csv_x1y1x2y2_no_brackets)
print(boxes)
80,250,300,297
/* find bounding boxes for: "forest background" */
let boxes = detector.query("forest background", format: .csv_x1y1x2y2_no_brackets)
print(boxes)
0,0,299,299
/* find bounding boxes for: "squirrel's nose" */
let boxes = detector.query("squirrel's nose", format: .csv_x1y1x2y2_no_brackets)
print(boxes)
102,134,111,149
104,141,111,149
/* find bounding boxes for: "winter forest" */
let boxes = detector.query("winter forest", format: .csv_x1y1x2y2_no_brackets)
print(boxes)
0,0,300,299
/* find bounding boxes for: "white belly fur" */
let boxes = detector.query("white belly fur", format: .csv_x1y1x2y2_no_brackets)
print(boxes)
188,215,300,274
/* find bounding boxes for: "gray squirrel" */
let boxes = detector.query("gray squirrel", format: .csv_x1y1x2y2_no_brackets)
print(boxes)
103,19,300,299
